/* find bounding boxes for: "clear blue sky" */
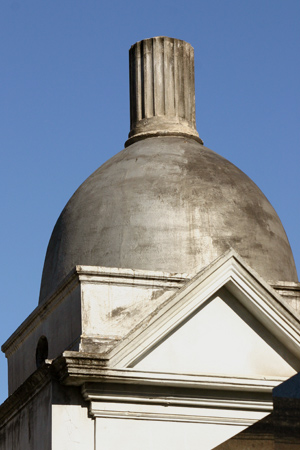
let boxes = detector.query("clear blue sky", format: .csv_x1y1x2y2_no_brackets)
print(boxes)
0,0,299,403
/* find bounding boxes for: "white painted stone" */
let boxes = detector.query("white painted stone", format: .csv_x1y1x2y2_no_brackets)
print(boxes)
52,403,94,450
95,417,247,450
81,282,176,339
3,266,185,395
6,284,82,395
2,252,300,450
0,381,51,450
135,288,297,378
111,252,300,372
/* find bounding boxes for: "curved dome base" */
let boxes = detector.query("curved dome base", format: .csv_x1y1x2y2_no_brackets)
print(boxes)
39,136,298,303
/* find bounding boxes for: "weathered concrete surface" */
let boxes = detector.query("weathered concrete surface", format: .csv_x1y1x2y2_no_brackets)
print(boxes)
271,281,300,312
0,367,51,450
39,35,298,302
0,367,94,450
51,381,94,450
126,37,202,147
4,283,82,395
3,266,185,394
39,136,298,303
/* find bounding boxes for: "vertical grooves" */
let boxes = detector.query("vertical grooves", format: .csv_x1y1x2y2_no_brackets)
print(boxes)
144,39,153,118
140,40,145,119
174,40,178,117
163,37,175,116
157,36,160,116
136,41,142,122
178,40,184,118
162,37,165,115
156,37,164,116
127,36,200,143
171,39,175,115
186,43,191,122
183,41,186,119
191,46,196,127
152,38,155,116
151,39,155,116
187,43,191,122
183,41,188,122
129,46,134,129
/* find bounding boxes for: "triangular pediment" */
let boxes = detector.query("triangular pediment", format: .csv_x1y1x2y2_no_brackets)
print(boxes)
134,287,298,378
108,251,300,381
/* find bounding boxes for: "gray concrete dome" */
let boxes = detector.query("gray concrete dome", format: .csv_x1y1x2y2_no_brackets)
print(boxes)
39,136,298,303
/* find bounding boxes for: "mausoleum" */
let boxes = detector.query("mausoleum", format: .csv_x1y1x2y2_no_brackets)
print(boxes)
1,37,300,450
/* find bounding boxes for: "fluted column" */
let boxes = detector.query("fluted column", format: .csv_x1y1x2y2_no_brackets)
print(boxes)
125,37,202,147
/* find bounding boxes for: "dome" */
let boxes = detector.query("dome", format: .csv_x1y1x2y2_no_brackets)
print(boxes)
39,37,298,303
39,136,298,303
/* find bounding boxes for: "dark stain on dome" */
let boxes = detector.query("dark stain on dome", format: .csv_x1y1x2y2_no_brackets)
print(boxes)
39,136,298,303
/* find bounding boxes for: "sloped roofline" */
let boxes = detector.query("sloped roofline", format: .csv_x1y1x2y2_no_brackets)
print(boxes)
106,249,300,368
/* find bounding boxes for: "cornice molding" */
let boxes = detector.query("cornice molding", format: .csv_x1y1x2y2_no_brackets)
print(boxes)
2,265,188,357
104,251,300,368
54,352,283,393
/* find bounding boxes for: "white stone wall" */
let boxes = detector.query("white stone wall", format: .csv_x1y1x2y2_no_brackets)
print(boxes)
0,382,51,450
6,284,82,395
52,384,94,450
94,417,246,450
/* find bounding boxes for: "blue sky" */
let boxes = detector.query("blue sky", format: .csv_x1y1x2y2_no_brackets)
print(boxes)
0,0,299,403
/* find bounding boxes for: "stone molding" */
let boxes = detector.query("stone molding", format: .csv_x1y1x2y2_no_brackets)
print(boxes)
53,352,283,393
2,266,188,358
53,354,276,427
102,251,300,369
126,37,202,147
